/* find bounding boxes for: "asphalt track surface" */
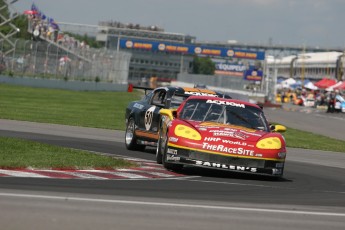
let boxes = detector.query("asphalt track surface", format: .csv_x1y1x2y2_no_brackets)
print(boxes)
0,104,345,230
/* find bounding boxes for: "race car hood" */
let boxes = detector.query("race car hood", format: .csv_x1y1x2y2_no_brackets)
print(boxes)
192,121,268,142
170,120,286,159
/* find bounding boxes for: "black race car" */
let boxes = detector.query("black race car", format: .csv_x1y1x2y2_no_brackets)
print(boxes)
125,86,230,151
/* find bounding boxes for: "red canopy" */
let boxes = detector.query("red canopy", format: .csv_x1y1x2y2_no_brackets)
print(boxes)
23,10,38,15
334,81,345,90
314,78,337,89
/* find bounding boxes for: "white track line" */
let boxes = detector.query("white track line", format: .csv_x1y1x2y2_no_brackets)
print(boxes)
0,192,344,217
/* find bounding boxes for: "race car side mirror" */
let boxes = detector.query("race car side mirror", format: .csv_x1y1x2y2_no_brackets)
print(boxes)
270,124,287,133
160,109,177,120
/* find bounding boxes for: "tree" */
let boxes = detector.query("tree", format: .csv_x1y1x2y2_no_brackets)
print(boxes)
12,15,30,40
192,56,215,75
0,1,29,39
0,0,11,34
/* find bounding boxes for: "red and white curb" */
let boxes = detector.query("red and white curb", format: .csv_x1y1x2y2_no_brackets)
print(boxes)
0,161,186,180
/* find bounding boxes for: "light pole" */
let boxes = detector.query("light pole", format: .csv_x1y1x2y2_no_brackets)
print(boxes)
116,32,121,52
296,51,310,88
179,35,185,73
33,41,40,75
273,57,279,103
11,39,19,72
300,44,306,88
44,43,52,76
290,56,298,79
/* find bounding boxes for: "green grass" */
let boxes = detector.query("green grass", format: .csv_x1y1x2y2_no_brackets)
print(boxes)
283,127,345,153
0,83,143,169
0,83,142,130
0,136,137,169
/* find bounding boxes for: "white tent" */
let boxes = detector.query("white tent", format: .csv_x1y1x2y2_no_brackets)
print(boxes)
304,82,318,90
280,78,296,88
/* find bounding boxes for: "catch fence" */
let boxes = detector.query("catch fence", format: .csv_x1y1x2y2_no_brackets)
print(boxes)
0,39,131,83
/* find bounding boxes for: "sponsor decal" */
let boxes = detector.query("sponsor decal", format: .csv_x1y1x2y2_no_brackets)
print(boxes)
159,43,189,53
185,91,218,97
244,69,263,81
204,137,222,142
206,99,245,108
232,51,258,59
134,43,152,49
272,168,283,175
167,155,181,161
215,63,246,72
200,48,221,56
125,40,134,48
227,50,235,57
133,103,144,110
203,137,247,146
194,47,202,54
202,143,255,156
214,63,246,76
158,43,166,51
167,45,188,53
210,130,248,140
167,148,178,155
144,106,156,130
125,40,153,50
194,160,257,173
214,70,244,77
168,137,179,142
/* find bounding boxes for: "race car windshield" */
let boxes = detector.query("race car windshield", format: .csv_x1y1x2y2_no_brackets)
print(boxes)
180,99,268,131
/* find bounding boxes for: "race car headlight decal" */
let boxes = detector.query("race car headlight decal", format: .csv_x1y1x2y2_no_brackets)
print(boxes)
174,125,201,141
256,137,282,150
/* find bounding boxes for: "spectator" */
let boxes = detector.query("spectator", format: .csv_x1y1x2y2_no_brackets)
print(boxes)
281,91,286,103
327,91,336,113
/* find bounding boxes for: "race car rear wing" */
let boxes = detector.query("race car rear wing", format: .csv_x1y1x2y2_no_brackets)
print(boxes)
133,86,154,95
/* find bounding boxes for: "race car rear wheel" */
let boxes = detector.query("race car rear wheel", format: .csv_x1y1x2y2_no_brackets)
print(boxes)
125,117,145,151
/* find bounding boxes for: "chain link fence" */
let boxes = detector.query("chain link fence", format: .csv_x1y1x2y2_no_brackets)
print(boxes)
0,39,131,84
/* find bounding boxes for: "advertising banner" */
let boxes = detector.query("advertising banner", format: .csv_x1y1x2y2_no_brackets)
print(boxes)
120,39,265,60
214,63,246,77
243,69,263,81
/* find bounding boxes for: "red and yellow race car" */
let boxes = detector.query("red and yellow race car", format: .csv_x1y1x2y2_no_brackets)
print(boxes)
157,96,287,177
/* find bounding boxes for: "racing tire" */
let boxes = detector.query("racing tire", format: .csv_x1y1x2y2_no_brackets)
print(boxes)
156,121,166,164
161,131,183,172
156,129,164,164
125,117,145,151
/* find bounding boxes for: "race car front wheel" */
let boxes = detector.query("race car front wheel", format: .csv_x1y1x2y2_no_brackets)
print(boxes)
125,117,145,151
156,123,165,164
162,132,183,172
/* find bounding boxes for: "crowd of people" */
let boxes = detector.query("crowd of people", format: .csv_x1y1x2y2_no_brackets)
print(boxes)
26,3,90,52
277,87,344,113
